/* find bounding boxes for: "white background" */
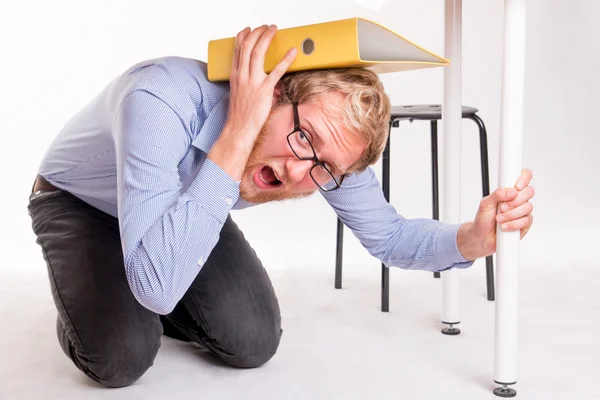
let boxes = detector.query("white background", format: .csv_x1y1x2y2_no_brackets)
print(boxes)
1,0,599,278
1,2,600,399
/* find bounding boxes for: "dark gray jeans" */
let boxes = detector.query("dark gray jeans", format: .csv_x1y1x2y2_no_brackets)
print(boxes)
28,187,282,388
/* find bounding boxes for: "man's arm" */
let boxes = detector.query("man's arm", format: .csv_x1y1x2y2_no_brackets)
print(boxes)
323,167,534,271
114,25,297,315
322,167,473,272
114,90,240,315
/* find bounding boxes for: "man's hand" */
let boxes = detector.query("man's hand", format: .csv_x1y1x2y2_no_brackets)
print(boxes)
208,24,298,181
457,169,535,260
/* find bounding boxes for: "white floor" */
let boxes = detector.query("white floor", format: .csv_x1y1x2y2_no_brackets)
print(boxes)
1,261,599,400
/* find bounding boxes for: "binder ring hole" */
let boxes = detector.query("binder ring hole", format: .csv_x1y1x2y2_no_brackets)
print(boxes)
301,38,315,55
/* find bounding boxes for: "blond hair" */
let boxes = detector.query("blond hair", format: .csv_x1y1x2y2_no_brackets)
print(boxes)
278,68,391,173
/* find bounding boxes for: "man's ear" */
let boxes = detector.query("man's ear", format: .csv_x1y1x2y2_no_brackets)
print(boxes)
272,81,283,106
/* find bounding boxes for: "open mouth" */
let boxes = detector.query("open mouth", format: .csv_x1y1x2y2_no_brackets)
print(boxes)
253,166,283,189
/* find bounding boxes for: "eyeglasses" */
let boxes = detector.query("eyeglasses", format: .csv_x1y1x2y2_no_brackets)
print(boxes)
286,102,345,191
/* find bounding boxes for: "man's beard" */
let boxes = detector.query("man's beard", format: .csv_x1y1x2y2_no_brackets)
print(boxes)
239,120,316,205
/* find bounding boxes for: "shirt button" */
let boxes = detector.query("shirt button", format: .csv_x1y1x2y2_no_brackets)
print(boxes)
223,197,233,206
197,257,204,266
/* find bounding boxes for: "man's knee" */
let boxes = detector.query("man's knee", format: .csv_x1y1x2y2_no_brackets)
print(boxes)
88,339,160,387
221,324,283,368
211,299,282,368
57,317,161,388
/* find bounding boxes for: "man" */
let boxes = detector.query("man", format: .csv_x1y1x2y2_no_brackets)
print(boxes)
28,25,534,388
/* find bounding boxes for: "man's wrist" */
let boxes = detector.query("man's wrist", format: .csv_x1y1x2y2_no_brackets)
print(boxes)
207,125,255,181
456,222,484,261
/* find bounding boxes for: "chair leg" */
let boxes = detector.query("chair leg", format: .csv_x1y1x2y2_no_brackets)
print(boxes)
335,217,343,289
381,120,392,312
467,114,495,301
431,120,441,279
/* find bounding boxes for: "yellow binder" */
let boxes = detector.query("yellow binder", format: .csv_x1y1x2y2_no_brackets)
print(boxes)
207,17,450,82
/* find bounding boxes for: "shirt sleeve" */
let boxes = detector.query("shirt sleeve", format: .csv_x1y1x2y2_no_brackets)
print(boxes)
321,167,474,272
113,89,239,314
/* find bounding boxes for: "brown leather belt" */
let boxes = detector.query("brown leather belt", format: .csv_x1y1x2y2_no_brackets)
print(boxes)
33,175,59,193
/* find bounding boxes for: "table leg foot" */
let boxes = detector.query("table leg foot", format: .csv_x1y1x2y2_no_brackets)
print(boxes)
493,384,517,398
441,323,461,335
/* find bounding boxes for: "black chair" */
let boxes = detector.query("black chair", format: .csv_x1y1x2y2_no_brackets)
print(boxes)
334,104,495,312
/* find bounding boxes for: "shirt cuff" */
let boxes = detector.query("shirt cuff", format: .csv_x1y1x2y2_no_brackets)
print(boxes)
434,223,474,271
186,158,240,223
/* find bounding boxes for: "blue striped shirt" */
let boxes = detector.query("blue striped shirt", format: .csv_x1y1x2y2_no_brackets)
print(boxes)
37,56,472,314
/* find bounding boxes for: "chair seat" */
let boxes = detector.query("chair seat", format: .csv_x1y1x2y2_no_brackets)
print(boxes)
391,104,479,121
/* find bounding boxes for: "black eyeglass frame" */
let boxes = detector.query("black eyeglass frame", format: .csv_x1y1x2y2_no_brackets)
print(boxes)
285,102,346,191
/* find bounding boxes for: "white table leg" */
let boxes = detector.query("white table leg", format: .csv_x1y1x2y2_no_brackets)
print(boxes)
493,0,526,397
441,0,462,336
